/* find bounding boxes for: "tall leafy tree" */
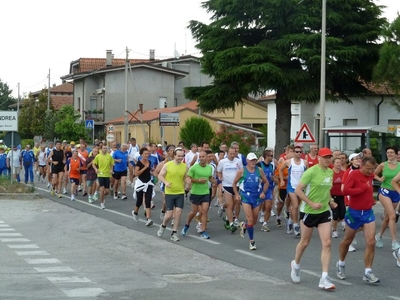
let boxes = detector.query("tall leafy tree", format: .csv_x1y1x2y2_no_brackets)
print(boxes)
185,0,386,154
179,116,215,147
54,105,88,141
0,79,16,111
373,14,400,109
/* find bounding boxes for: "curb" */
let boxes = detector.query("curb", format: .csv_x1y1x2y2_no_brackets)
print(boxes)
0,193,43,199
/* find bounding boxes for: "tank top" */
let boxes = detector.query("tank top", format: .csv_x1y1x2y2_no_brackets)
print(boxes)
239,167,261,195
52,149,64,164
257,161,274,190
381,161,400,190
164,161,187,195
288,158,306,189
38,150,47,166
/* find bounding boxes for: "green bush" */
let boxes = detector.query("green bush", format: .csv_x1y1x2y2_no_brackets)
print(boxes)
179,117,215,147
211,124,256,154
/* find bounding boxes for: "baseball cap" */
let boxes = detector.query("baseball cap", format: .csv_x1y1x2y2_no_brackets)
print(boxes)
294,143,303,148
349,153,361,161
318,148,333,157
264,147,274,151
157,144,162,147
70,141,75,145
62,140,67,143
246,153,258,160
76,144,81,148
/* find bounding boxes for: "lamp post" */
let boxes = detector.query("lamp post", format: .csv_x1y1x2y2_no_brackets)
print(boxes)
319,0,327,148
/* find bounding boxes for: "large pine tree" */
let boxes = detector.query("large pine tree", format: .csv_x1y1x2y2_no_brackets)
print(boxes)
185,0,387,154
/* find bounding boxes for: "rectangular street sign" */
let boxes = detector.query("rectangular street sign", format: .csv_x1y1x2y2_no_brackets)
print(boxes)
85,120,94,129
159,113,180,126
0,111,18,131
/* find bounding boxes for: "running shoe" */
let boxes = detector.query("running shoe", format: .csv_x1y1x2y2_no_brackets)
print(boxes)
170,233,180,242
239,222,247,238
57,193,62,198
63,188,67,194
318,276,336,289
78,186,82,192
71,195,75,201
375,234,383,248
223,216,230,230
332,230,338,238
363,271,380,284
88,196,93,204
160,211,165,221
286,221,293,234
50,189,55,196
132,211,139,222
393,249,400,267
284,210,290,220
196,222,202,233
290,260,300,283
217,205,224,217
213,200,219,207
294,225,300,237
151,201,155,209
82,191,87,196
145,219,153,226
181,224,189,236
114,193,118,200
230,224,237,233
200,232,210,239
392,241,400,251
157,225,165,237
271,209,276,217
336,261,346,279
233,218,240,227
276,218,282,227
259,212,265,224
121,194,127,200
93,192,98,201
261,223,270,232
249,241,256,250
348,244,356,252
100,202,105,210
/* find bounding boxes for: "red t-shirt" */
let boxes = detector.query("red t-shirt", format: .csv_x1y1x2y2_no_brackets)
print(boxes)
306,154,318,168
342,169,375,210
331,169,344,196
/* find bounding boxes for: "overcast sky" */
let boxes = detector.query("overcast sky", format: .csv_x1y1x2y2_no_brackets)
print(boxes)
1,0,399,98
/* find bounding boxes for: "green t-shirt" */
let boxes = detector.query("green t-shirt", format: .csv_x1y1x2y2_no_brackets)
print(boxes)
188,163,213,195
165,161,187,194
299,164,333,214
93,153,114,178
381,161,400,189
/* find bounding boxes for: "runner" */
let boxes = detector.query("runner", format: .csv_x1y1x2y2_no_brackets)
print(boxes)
290,148,337,290
331,157,345,238
86,147,99,203
92,145,114,209
66,150,82,201
305,144,319,168
47,141,66,198
78,142,89,196
112,143,129,200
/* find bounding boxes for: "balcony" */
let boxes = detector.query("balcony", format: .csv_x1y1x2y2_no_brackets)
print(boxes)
85,109,104,122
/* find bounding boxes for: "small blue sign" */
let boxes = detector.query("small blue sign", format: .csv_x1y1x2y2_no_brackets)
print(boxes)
85,120,94,129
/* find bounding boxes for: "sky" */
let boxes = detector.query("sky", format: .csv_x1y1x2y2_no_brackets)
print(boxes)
1,0,399,98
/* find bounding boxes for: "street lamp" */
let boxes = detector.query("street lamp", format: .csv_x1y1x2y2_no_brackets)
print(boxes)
319,0,327,148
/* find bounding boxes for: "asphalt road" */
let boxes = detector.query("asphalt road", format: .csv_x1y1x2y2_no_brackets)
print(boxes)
1,176,400,299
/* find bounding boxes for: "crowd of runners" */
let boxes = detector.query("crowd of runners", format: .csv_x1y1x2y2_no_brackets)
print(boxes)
2,138,400,290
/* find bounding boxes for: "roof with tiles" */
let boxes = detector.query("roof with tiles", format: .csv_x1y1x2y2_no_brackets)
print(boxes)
51,95,73,110
49,82,73,94
106,101,199,124
76,58,150,73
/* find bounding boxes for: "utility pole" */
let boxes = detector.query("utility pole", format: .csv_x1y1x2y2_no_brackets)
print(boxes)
124,47,129,141
17,83,20,115
47,69,51,111
319,0,327,148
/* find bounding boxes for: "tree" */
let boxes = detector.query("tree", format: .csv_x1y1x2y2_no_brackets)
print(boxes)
179,116,215,147
185,0,386,155
54,105,88,141
373,14,400,109
0,79,16,111
211,124,255,154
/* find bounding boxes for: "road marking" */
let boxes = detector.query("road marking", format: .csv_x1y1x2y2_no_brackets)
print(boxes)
16,251,49,256
62,288,105,298
0,233,22,236
34,266,74,273
0,221,4,223
188,235,221,244
0,224,10,227
301,270,352,286
0,238,30,242
0,228,16,231
25,258,61,264
7,244,40,249
388,297,400,300
47,276,92,283
234,249,273,261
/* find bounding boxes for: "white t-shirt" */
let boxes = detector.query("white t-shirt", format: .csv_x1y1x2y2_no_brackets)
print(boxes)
128,144,140,161
7,150,21,168
184,151,198,168
217,157,243,187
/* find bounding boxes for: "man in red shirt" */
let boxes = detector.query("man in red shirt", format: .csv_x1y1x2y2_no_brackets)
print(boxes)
337,156,380,284
305,144,319,167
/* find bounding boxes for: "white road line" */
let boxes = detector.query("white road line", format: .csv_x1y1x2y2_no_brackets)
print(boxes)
234,249,273,261
188,234,221,244
0,228,16,231
0,238,30,242
47,276,92,283
0,233,22,236
0,221,4,223
34,266,74,273
16,251,49,256
7,244,39,249
62,288,105,298
388,296,400,300
301,270,352,286
0,224,10,227
25,258,61,264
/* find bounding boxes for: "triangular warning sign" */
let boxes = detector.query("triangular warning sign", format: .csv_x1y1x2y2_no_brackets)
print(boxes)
294,123,316,143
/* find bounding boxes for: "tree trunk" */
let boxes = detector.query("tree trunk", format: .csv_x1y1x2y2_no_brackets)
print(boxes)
275,89,292,159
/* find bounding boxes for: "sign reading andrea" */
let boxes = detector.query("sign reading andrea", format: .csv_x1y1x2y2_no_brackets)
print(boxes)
0,111,18,131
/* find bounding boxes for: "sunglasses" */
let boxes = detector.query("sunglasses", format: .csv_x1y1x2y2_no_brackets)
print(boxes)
295,151,302,153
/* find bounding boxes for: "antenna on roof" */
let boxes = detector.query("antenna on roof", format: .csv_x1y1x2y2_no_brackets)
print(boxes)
174,42,180,59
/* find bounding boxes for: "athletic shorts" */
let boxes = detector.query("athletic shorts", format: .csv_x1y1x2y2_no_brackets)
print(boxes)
223,186,234,195
38,164,46,168
69,178,79,185
331,195,346,221
300,210,331,228
378,188,400,203
51,165,64,174
165,194,184,210
112,170,127,180
287,184,296,194
241,192,262,209
98,177,111,188
129,161,136,167
80,170,87,175
190,194,210,206
345,208,375,230
87,179,97,187
279,189,287,202
263,188,274,201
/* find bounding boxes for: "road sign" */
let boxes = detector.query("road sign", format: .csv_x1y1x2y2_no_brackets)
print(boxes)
0,111,18,131
294,123,316,143
159,113,180,126
107,124,115,133
106,134,115,142
3,131,21,148
85,120,94,129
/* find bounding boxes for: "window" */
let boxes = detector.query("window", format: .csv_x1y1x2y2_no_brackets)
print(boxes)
90,97,97,111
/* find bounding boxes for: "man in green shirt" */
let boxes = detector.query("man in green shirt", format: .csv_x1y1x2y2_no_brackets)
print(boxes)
290,147,338,290
92,145,114,209
181,151,215,239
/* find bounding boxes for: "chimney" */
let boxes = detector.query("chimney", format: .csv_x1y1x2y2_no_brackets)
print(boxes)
139,104,143,113
106,50,113,66
149,49,155,61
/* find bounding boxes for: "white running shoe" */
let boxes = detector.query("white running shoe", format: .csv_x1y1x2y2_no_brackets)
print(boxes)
348,244,356,252
392,249,400,267
332,230,338,238
63,188,67,195
196,222,202,233
290,260,300,283
145,219,153,226
318,276,336,289
100,202,105,209
132,211,139,222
